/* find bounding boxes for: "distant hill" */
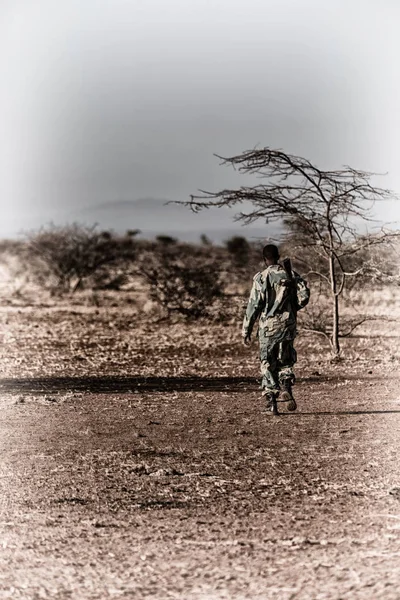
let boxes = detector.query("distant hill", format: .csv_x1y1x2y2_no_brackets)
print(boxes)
75,198,282,244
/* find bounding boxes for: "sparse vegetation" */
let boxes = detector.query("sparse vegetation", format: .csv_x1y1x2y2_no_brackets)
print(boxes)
0,219,398,356
25,224,137,293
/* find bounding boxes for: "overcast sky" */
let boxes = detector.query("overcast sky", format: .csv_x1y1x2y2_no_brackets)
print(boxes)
1,0,399,236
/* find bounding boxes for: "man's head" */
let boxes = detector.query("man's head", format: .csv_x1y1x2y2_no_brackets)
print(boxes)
263,244,279,266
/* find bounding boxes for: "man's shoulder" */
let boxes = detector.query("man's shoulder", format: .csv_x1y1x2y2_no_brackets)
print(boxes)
252,269,269,284
255,264,285,280
254,265,278,277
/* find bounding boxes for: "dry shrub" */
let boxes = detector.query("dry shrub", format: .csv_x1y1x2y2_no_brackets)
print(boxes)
26,224,136,293
137,243,224,319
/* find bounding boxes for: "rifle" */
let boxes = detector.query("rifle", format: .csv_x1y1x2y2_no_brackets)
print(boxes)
265,258,299,318
282,257,293,281
282,257,298,312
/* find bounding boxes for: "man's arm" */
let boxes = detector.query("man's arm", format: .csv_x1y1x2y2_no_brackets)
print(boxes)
242,273,265,342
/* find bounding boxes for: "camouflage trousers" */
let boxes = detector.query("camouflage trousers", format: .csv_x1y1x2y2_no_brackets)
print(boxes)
259,336,297,394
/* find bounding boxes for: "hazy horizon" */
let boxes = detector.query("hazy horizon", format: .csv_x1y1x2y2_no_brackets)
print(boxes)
1,0,399,239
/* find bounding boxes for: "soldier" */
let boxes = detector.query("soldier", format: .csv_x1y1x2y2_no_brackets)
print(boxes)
242,244,309,415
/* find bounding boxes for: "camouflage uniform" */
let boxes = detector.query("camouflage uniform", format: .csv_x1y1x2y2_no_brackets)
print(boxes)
242,264,308,394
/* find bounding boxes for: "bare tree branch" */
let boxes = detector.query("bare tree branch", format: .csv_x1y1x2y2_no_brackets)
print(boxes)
182,146,399,357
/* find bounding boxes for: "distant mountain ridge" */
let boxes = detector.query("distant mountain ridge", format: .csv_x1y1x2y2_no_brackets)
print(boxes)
75,197,282,243
80,198,169,211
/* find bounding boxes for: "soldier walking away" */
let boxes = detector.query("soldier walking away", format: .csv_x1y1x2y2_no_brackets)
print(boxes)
242,244,310,415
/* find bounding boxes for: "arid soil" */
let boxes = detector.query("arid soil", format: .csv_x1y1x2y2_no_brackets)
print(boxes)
0,294,399,599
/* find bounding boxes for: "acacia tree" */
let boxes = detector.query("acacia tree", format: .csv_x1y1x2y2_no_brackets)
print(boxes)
185,148,398,357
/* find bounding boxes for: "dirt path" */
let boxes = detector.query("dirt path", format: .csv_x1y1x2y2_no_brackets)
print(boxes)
1,375,400,599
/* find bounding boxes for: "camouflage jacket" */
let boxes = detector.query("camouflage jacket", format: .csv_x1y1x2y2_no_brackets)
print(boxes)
242,264,309,341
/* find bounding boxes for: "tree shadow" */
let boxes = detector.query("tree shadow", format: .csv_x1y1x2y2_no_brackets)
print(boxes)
0,374,398,396
0,375,257,395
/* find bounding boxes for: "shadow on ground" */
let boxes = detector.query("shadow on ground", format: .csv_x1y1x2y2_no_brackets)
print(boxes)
0,374,396,396
1,375,256,394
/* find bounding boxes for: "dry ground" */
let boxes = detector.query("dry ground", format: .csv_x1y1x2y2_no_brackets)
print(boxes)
0,287,399,599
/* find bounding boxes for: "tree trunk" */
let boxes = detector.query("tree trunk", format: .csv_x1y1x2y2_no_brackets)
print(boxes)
332,293,340,357
329,254,340,357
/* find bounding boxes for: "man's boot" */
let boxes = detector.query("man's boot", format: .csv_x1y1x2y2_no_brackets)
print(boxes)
280,379,297,412
265,392,279,416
